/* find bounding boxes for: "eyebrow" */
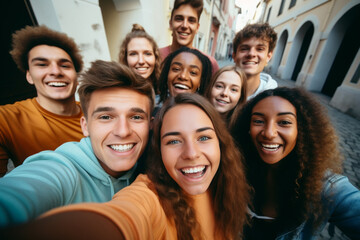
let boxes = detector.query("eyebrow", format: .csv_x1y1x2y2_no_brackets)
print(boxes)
172,61,201,70
92,107,148,117
252,112,296,117
161,127,214,139
31,57,73,64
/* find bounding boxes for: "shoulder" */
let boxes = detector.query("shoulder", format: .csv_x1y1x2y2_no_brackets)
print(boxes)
260,73,278,89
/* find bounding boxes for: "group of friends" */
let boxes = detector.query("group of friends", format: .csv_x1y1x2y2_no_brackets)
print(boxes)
0,0,359,239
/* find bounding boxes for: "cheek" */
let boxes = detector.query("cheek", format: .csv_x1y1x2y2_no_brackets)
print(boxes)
127,56,136,67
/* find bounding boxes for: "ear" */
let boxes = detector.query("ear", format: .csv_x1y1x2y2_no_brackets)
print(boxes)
26,71,34,85
232,52,236,61
80,116,89,137
149,116,155,130
195,22,200,33
266,51,273,63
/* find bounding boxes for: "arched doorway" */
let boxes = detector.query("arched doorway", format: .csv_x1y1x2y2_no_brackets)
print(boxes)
291,22,314,81
1,1,37,105
271,30,288,75
321,5,360,96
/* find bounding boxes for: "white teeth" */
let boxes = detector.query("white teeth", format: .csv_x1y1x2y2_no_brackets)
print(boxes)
243,61,257,65
110,144,134,152
136,67,148,71
216,99,228,104
48,82,67,87
179,32,189,36
261,144,280,151
174,84,190,90
181,166,205,174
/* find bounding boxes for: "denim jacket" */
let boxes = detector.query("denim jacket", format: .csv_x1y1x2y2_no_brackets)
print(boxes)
273,174,360,240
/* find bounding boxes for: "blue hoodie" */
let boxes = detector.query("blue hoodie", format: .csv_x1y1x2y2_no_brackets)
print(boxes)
0,137,137,227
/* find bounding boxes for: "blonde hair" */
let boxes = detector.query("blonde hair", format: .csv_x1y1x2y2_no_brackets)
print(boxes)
205,65,247,129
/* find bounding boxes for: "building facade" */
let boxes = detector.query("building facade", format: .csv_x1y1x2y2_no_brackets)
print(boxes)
259,0,360,119
2,0,238,105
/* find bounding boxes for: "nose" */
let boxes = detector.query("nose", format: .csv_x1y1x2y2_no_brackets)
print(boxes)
179,70,189,81
221,87,229,97
247,47,256,57
138,54,145,64
181,19,189,28
113,116,131,138
262,122,277,139
49,62,62,76
181,140,200,160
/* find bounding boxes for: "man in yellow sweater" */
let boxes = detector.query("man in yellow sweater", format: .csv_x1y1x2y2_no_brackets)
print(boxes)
0,25,84,176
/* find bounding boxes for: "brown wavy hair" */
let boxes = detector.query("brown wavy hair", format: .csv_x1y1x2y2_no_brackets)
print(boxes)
78,60,155,119
205,65,247,130
232,87,343,230
118,24,161,94
147,93,250,239
10,25,83,73
233,23,278,55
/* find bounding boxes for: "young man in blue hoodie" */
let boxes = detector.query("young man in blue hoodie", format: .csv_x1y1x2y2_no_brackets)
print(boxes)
232,23,278,100
0,60,155,227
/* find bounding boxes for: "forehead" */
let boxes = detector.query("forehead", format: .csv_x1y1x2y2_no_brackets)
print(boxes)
161,104,213,132
252,96,296,115
172,4,199,20
28,44,72,60
216,71,241,86
87,87,150,114
172,52,202,66
238,37,270,48
127,37,153,50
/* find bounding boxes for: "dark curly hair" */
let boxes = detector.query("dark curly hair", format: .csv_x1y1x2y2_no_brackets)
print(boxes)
158,47,212,103
10,25,83,73
204,65,248,130
232,87,343,231
118,24,161,94
147,93,250,239
233,23,278,54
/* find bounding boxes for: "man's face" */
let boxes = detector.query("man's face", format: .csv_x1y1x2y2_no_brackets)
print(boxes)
26,45,78,103
233,37,273,77
169,4,200,48
81,88,151,178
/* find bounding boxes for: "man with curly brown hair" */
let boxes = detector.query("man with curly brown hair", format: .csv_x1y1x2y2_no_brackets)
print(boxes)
0,25,84,176
232,23,278,100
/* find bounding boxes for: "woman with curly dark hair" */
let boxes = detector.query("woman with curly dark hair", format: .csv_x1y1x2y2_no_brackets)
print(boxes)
158,47,212,104
5,93,250,240
232,87,360,239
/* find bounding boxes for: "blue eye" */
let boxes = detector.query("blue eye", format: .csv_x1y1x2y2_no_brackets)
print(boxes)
199,136,210,141
167,139,180,145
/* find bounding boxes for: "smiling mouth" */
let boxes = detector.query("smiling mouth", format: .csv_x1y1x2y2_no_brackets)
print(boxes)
178,32,190,36
261,143,280,152
47,82,68,87
243,61,258,65
136,67,149,71
174,83,190,90
110,144,135,152
216,99,228,104
180,166,206,178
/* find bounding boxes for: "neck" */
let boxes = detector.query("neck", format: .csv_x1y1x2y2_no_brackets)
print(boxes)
171,41,193,52
246,74,261,96
36,96,79,116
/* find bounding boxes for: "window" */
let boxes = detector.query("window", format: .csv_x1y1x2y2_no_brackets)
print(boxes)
278,0,285,15
289,0,296,9
266,7,272,22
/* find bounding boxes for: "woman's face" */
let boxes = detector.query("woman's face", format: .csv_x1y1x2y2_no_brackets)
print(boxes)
167,52,202,97
126,37,155,80
250,96,298,164
160,104,220,195
211,71,242,114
